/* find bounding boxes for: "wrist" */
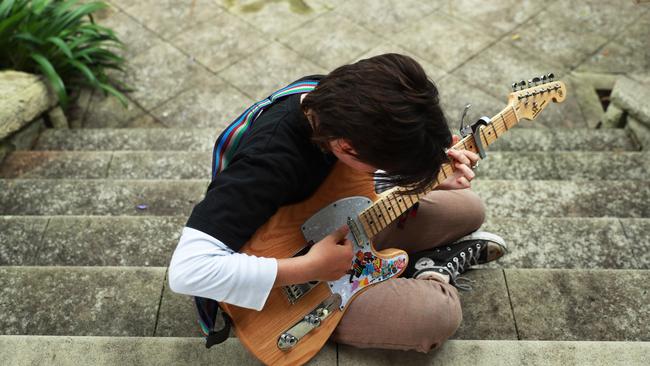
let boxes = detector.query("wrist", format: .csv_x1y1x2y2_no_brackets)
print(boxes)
275,253,318,287
300,251,319,280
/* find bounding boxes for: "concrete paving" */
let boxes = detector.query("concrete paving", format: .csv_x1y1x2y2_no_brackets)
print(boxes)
68,0,649,130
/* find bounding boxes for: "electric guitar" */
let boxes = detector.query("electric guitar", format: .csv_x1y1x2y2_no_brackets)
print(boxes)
220,75,567,365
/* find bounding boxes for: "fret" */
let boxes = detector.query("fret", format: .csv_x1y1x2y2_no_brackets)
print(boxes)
491,122,499,138
381,197,394,222
500,113,509,130
400,193,410,208
379,199,394,224
364,211,379,236
412,191,423,203
384,195,398,221
462,139,468,150
404,193,415,208
380,197,394,226
360,216,374,238
466,139,475,152
393,193,407,213
468,138,477,154
370,211,382,236
372,204,388,229
480,126,489,147
510,105,519,123
437,170,446,184
442,164,454,179
378,203,391,229
495,113,504,133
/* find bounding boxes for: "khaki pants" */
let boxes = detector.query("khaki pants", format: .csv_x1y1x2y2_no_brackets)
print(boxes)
331,189,485,352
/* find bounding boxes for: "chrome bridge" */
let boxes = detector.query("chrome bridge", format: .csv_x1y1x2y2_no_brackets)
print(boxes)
277,293,342,350
282,281,319,304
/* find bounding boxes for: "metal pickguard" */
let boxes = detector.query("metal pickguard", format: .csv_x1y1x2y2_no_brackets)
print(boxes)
301,196,408,309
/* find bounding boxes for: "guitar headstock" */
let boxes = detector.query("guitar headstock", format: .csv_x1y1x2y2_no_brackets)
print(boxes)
508,73,567,121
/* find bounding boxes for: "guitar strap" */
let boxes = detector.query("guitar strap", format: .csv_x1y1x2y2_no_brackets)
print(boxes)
211,79,320,177
196,79,320,349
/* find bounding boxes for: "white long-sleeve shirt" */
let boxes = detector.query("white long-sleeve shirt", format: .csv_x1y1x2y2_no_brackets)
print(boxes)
168,227,278,311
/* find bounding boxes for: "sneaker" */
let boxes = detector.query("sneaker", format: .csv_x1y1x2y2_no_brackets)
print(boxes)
406,231,507,290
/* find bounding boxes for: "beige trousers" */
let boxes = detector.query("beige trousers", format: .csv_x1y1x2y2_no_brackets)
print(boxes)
331,189,485,352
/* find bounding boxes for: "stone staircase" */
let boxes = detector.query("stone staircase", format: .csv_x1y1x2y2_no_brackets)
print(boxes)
1,127,649,365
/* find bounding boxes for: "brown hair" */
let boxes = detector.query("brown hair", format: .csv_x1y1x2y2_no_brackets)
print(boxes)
302,53,451,193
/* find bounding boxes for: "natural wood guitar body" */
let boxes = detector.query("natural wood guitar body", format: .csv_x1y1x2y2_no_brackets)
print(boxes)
220,161,396,366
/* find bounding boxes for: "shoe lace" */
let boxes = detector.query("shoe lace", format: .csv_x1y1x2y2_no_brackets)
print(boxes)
445,243,483,291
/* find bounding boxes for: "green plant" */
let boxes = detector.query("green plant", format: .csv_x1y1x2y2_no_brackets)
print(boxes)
0,0,128,107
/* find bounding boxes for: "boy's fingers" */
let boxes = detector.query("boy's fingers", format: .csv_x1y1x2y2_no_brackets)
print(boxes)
466,150,479,162
456,163,475,179
448,149,479,167
447,149,470,165
457,176,471,188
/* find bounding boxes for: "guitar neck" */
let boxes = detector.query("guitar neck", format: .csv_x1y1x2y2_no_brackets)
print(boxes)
358,104,520,238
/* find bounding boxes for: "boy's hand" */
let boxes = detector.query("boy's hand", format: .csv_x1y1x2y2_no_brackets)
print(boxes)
306,225,354,281
437,135,480,190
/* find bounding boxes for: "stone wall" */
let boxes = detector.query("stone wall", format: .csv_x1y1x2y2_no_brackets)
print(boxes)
0,71,66,162
610,74,650,149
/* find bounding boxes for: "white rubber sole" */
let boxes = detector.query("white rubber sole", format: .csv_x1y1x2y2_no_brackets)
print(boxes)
453,230,508,251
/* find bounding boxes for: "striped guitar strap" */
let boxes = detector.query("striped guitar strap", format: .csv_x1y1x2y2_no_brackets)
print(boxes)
196,79,319,349
211,79,320,177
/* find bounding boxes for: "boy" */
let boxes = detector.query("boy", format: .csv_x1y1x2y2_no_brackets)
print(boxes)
169,53,506,352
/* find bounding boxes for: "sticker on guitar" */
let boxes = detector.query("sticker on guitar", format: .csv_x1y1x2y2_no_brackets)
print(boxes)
349,250,407,292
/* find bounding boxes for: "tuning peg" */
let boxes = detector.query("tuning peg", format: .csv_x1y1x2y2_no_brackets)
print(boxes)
518,80,526,90
547,73,555,82
512,82,519,92
541,75,548,83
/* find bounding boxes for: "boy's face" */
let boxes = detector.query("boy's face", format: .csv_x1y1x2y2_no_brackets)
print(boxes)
329,139,377,173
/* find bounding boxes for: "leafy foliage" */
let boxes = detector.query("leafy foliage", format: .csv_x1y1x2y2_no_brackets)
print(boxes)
0,0,128,107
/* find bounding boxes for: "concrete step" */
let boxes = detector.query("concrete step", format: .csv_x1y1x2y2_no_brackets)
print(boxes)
33,128,639,152
1,267,648,342
2,150,649,181
2,216,648,269
0,179,204,216
1,179,648,217
2,336,649,366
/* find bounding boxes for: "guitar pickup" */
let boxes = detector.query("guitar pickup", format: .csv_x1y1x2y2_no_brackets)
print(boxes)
277,293,342,350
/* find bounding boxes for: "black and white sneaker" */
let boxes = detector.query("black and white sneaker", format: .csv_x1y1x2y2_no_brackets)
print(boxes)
406,231,507,290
